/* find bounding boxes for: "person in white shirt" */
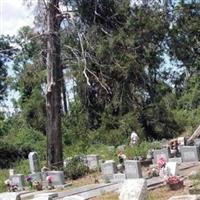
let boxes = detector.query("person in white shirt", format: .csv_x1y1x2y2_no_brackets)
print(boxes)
130,131,139,145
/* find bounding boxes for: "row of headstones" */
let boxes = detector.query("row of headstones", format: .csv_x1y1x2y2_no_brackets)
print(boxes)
9,171,65,190
101,160,142,182
153,145,200,164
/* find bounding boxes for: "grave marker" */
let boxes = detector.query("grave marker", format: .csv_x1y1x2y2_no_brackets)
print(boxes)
85,155,100,170
10,174,25,189
46,171,65,185
124,160,142,179
180,146,200,162
101,160,117,181
28,152,40,174
153,148,170,164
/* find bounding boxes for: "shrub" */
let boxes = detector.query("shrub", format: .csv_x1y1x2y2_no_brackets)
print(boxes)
64,156,89,180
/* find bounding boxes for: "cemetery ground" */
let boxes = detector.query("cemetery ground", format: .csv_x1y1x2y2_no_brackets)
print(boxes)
2,141,200,199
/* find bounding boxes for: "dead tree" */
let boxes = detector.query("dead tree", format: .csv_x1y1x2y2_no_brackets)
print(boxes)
46,0,63,169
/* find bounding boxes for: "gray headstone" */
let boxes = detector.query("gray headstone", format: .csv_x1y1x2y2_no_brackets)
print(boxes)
180,146,200,162
28,152,40,174
153,148,170,164
124,160,142,179
29,172,42,181
47,171,65,185
0,192,20,200
119,179,147,200
101,160,117,181
169,157,182,164
85,155,100,170
10,174,25,189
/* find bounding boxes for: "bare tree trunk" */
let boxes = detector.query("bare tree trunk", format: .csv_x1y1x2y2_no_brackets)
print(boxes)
46,0,63,169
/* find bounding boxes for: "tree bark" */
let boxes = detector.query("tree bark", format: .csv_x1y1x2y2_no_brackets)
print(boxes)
46,0,63,169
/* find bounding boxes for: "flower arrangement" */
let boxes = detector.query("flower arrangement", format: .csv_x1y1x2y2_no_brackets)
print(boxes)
166,176,183,190
26,176,33,189
146,167,159,178
157,156,166,168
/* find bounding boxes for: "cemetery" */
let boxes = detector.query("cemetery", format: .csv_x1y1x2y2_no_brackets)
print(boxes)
1,0,200,200
1,136,200,200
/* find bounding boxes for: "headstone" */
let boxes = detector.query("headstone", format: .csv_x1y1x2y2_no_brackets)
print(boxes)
85,155,100,170
9,169,15,176
168,195,199,200
124,160,142,179
180,146,200,162
165,162,178,176
63,196,86,200
101,160,117,181
0,192,20,200
10,174,25,189
119,179,147,200
28,152,40,174
153,148,170,164
112,173,126,183
29,172,42,181
46,171,65,185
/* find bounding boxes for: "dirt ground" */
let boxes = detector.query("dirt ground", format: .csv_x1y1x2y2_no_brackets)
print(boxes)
71,163,200,200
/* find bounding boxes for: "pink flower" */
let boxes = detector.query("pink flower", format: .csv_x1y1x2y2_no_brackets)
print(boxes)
157,156,166,168
46,175,52,183
166,176,181,185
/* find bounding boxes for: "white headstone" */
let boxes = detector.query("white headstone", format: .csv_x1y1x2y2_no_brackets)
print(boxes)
9,169,15,176
124,160,142,179
28,152,40,174
165,162,178,176
119,179,147,200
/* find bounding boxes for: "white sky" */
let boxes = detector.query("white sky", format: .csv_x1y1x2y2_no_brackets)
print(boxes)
0,0,35,36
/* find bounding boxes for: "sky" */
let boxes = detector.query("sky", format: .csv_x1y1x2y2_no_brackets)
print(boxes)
0,0,36,113
0,0,35,36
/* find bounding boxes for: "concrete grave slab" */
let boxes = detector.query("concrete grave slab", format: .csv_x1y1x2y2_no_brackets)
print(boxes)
168,195,200,200
119,179,147,200
124,160,142,179
0,192,21,200
63,196,86,200
180,146,200,162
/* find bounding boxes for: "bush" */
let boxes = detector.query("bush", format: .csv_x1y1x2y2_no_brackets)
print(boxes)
64,156,89,180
